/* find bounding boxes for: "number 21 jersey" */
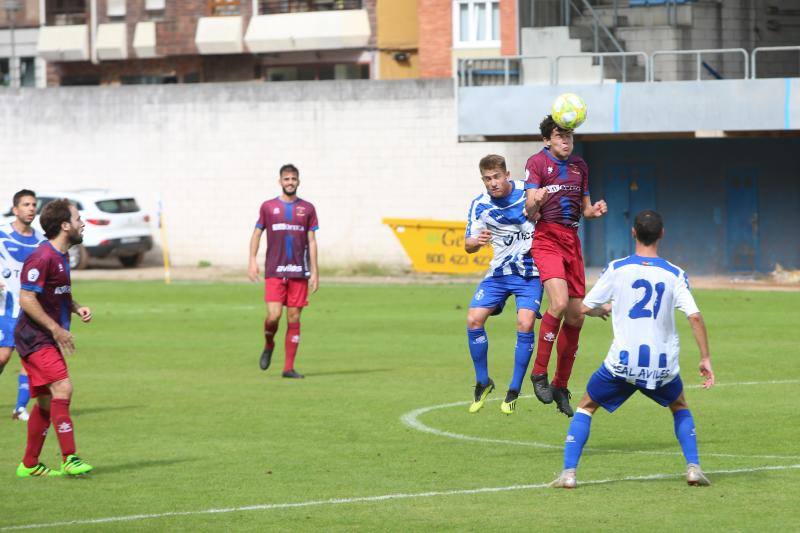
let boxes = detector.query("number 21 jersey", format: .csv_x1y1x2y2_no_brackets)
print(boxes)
583,255,699,389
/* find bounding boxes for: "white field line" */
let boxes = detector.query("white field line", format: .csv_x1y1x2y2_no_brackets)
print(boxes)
400,379,800,460
3,464,799,531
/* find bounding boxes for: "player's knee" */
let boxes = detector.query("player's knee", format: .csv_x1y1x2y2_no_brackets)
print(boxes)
564,313,584,328
517,316,535,332
466,311,485,330
0,348,11,366
547,298,568,317
49,379,73,400
287,309,302,323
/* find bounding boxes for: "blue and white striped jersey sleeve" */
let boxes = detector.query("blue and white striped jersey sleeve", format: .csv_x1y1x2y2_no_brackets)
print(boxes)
465,197,486,238
583,263,615,309
674,268,700,316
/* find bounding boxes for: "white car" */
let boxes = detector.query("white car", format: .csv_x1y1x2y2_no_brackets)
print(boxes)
3,189,153,269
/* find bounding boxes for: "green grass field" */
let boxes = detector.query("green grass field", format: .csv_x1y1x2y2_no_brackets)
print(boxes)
1,281,798,531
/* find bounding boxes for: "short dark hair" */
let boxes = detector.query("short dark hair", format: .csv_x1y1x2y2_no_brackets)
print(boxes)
279,164,299,176
539,114,572,139
40,199,74,239
13,189,36,206
634,210,664,246
479,154,507,174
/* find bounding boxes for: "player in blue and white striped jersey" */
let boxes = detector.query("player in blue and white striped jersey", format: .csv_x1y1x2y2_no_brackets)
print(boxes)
0,190,45,421
464,154,548,415
550,210,715,489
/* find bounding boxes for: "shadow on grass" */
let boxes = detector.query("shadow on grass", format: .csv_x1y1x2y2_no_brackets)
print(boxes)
99,457,200,475
303,368,394,377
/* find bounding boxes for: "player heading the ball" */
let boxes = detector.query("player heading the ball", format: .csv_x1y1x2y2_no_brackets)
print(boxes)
524,114,607,417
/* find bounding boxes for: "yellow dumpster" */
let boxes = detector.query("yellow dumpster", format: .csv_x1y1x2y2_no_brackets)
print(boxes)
383,218,493,274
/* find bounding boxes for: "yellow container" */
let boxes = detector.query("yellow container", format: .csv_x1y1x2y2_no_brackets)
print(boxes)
383,218,493,274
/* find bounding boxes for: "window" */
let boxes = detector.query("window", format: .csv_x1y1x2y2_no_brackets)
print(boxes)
259,0,361,15
95,199,141,214
208,0,240,16
46,0,88,25
264,63,368,82
453,0,500,47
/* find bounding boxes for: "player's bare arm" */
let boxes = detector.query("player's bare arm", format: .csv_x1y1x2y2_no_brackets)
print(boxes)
308,229,319,294
582,196,608,219
525,187,549,220
687,312,714,389
580,302,612,320
248,227,264,282
465,230,491,253
19,289,75,356
71,300,92,323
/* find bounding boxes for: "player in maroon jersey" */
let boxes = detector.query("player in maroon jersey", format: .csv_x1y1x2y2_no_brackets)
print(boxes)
524,116,607,417
248,164,319,379
14,199,94,477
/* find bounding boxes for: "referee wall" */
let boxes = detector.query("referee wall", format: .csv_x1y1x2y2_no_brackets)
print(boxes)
0,80,538,269
580,137,800,274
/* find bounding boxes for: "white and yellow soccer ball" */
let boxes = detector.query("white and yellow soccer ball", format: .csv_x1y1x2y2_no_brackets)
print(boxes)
551,93,587,130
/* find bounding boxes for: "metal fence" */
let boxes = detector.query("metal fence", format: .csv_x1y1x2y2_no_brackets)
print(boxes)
457,46,800,86
649,48,749,81
751,46,800,80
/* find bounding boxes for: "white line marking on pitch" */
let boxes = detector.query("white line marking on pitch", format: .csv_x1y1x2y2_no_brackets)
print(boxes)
2,464,799,531
400,379,800,460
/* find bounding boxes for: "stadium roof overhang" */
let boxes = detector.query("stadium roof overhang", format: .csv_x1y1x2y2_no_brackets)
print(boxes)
457,79,800,139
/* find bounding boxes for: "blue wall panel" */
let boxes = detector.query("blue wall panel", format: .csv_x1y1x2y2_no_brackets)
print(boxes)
581,137,800,273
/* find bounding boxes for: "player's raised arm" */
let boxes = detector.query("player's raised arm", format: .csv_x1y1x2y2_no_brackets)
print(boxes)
525,187,549,220
465,230,491,254
248,227,264,282
582,195,608,219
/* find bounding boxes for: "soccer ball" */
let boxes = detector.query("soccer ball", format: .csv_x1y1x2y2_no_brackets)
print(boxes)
551,93,587,130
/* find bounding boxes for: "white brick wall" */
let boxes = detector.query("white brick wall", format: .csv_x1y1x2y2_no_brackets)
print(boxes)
0,80,539,268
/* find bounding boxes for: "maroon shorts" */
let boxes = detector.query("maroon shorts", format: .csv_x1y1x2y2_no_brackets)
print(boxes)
265,277,309,308
20,345,69,398
533,221,586,298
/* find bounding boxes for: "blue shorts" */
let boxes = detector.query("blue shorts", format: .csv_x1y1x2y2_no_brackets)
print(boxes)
586,364,684,413
469,275,543,316
0,315,17,348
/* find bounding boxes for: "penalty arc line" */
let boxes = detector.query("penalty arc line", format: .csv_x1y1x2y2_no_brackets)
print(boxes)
2,464,800,531
400,379,800,460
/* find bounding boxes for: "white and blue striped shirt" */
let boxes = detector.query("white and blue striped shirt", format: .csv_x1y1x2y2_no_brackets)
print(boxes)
583,255,700,390
466,180,538,279
0,222,45,319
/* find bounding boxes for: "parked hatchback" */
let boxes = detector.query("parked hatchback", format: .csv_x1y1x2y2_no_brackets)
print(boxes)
3,190,153,269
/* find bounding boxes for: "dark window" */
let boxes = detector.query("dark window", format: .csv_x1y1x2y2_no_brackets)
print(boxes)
265,62,368,82
0,59,8,87
95,199,140,214
121,75,178,84
37,197,84,212
46,0,88,25
259,0,361,15
208,0,240,15
60,75,101,86
20,58,36,87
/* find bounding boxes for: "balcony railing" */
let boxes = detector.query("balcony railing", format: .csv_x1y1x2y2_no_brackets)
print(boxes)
45,0,87,25
208,0,241,16
258,0,361,15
